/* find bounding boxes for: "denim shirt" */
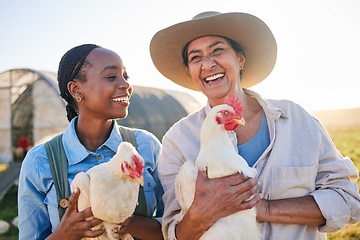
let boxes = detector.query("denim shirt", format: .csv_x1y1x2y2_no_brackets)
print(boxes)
18,118,164,240
158,89,360,240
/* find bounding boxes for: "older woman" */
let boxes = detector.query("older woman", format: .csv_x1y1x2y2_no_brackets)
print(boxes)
150,12,360,240
18,44,164,240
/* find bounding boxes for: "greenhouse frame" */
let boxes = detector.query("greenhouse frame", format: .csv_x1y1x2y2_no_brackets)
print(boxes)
0,68,202,163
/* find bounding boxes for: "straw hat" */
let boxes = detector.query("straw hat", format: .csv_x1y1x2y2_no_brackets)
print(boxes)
150,11,277,91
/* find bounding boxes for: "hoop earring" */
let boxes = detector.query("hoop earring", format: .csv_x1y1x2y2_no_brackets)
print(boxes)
76,96,82,102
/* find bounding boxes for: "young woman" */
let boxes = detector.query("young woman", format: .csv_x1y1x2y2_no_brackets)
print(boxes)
150,12,360,240
18,44,164,240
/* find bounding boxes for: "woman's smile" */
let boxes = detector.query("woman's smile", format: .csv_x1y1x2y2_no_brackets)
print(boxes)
204,73,225,85
111,95,130,105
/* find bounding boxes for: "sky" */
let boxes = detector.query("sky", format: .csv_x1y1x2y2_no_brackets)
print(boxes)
1,0,359,111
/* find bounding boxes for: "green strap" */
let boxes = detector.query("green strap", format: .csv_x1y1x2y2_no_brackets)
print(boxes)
44,134,69,221
118,126,148,217
118,126,137,148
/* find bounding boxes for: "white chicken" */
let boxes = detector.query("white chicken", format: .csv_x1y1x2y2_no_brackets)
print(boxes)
175,95,261,240
0,219,10,234
70,141,145,240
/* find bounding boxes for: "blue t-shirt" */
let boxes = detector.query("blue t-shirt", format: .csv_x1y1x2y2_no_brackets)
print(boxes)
237,112,270,167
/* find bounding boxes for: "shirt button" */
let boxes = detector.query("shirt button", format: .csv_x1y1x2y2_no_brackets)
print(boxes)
147,182,151,187
97,155,102,160
102,146,105,149
59,199,68,209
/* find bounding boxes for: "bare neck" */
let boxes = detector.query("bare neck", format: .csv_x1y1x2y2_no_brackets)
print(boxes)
75,116,113,152
234,92,263,145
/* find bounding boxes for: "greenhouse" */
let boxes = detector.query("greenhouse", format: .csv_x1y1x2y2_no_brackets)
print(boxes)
0,68,202,164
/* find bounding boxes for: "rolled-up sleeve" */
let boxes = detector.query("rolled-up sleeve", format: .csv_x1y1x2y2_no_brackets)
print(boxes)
310,125,360,232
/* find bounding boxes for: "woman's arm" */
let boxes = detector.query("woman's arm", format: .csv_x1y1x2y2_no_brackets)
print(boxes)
114,215,163,240
254,121,359,229
175,171,261,240
256,195,325,226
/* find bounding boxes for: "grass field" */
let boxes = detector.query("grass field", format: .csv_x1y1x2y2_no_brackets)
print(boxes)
0,185,18,240
0,128,359,239
325,127,360,240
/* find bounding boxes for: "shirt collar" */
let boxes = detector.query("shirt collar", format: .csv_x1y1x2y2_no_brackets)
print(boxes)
244,89,288,119
105,120,122,153
62,117,122,165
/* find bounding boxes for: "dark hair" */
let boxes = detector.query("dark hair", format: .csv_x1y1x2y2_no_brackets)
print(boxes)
182,36,246,78
57,44,100,122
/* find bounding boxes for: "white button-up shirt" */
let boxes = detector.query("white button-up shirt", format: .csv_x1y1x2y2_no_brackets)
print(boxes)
158,89,360,240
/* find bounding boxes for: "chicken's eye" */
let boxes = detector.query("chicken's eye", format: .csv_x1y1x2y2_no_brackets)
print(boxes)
224,110,230,115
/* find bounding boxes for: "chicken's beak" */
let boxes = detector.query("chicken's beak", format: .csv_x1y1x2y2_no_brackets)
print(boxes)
137,176,144,186
235,117,246,126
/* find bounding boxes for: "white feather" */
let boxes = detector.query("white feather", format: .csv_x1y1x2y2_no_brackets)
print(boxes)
70,142,144,240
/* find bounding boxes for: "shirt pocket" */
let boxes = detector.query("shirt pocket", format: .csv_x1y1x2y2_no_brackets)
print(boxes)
270,164,317,199
142,170,157,217
44,183,61,225
44,183,58,206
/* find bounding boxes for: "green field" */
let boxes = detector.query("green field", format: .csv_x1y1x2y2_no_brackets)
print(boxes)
0,128,359,239
0,185,17,240
325,128,360,240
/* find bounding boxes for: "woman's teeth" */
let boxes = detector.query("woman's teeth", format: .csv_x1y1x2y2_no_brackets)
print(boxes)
112,96,129,102
205,73,224,82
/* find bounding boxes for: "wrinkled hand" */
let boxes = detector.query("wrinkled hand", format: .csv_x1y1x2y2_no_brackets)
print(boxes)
47,188,105,240
189,170,262,228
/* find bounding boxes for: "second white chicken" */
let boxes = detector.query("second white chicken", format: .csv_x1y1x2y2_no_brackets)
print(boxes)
175,95,260,240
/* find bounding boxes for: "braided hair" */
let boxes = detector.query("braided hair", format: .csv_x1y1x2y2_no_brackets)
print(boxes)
57,44,100,122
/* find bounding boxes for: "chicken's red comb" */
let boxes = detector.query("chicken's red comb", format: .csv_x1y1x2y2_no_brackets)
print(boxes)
133,153,144,168
224,95,243,115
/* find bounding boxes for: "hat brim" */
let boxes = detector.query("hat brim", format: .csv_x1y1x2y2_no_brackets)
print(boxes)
150,12,277,91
